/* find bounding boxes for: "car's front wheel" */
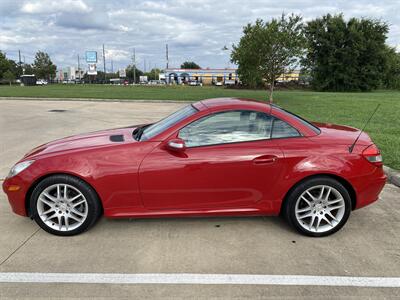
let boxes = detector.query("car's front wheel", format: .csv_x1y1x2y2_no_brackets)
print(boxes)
284,177,352,237
30,175,102,236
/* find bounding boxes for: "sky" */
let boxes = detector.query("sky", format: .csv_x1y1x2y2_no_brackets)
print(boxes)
0,0,399,72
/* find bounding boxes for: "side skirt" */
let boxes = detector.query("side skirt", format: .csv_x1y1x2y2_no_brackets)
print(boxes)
104,207,275,219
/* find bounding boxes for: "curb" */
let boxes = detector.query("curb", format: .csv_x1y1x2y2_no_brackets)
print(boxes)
0,97,193,104
383,166,400,188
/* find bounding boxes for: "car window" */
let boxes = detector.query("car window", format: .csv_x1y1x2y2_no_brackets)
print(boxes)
273,106,321,134
141,105,198,141
271,118,301,138
178,110,273,147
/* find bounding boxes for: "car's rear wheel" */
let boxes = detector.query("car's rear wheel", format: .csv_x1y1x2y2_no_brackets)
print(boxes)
284,177,351,237
30,175,102,236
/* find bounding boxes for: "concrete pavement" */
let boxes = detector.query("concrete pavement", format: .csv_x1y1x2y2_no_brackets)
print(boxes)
0,99,399,299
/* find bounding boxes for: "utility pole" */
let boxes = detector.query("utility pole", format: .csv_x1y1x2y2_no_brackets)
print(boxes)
166,44,169,69
77,54,81,81
102,44,106,83
132,48,136,84
18,50,22,76
144,58,146,73
111,59,114,73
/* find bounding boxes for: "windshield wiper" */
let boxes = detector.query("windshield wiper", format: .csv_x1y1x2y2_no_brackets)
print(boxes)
133,124,150,141
136,127,146,141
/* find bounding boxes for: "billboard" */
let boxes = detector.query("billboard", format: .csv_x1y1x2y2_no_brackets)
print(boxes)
87,63,97,75
119,69,126,78
85,51,97,63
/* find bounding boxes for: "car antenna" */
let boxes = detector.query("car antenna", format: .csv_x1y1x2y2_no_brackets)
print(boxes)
348,104,380,154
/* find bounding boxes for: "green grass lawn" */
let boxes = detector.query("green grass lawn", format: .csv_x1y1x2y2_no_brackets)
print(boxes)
1,85,399,170
0,84,271,100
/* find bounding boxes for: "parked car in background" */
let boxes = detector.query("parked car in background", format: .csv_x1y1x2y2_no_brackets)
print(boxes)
147,80,166,85
224,79,236,86
3,98,386,237
62,80,77,84
188,80,201,86
36,79,48,85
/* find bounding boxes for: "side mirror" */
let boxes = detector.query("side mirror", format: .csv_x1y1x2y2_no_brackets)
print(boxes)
166,138,186,152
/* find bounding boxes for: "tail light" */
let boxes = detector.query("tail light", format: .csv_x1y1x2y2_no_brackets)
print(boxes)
362,144,383,166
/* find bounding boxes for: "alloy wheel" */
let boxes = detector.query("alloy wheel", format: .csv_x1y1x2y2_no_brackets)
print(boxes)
36,184,88,232
294,185,346,233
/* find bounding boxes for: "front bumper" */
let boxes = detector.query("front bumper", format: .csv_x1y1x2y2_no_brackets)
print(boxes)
2,175,30,216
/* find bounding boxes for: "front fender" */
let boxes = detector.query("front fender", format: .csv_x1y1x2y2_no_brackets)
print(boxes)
9,143,155,217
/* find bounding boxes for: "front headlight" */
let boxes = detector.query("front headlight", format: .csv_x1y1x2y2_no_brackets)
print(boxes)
7,160,35,178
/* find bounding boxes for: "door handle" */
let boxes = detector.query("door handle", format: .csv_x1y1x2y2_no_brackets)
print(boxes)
253,155,278,165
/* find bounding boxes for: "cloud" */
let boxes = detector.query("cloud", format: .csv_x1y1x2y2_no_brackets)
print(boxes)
0,0,398,71
54,11,112,31
105,49,131,62
21,0,91,14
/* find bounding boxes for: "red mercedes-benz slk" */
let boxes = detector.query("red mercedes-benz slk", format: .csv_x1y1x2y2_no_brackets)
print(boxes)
2,98,386,237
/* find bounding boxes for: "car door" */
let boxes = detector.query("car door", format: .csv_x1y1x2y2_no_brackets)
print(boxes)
139,110,285,210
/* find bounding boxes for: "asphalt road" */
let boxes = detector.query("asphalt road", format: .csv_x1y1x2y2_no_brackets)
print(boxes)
0,99,399,299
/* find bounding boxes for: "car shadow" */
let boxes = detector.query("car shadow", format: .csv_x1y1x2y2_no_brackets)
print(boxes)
98,215,296,235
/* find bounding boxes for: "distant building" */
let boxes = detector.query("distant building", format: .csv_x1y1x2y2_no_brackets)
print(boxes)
158,73,166,81
164,68,239,85
56,67,85,81
276,70,301,83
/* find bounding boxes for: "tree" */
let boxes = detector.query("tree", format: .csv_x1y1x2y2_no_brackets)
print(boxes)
0,51,14,80
382,46,400,89
125,65,143,83
180,61,201,69
22,63,34,75
33,51,56,80
231,14,305,101
3,70,15,85
303,14,389,91
145,68,161,80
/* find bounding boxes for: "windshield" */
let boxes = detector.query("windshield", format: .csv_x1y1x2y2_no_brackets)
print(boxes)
140,105,198,141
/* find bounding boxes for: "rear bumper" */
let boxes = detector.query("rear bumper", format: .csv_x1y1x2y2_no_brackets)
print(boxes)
351,167,387,210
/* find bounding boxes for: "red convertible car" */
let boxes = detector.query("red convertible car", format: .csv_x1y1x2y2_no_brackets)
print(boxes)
3,98,386,236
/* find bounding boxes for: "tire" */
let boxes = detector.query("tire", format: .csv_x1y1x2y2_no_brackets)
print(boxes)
284,176,351,237
30,174,102,236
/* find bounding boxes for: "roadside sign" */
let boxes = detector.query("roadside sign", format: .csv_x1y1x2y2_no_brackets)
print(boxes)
87,63,97,75
85,51,97,63
119,69,126,78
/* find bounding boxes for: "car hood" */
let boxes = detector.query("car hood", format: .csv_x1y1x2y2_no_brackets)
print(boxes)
23,126,140,159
